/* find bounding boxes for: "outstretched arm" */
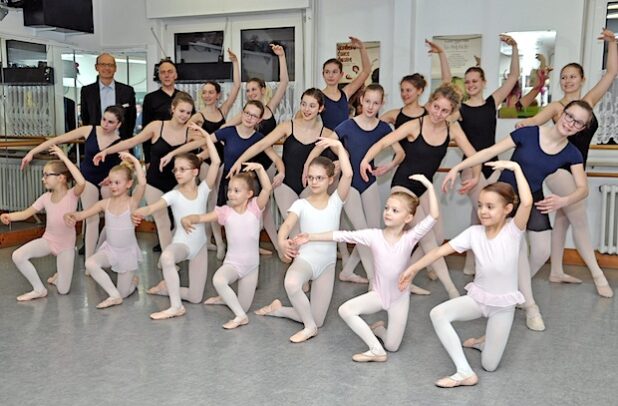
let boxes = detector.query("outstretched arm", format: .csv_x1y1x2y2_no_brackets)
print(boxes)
267,44,290,112
180,211,219,234
398,243,455,291
515,101,562,128
342,37,371,99
228,122,289,177
64,200,106,226
492,35,520,107
220,49,242,116
21,126,90,169
1,206,38,224
94,121,157,165
410,174,439,219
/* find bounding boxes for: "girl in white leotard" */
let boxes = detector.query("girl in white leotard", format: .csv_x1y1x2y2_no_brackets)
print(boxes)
132,129,220,320
400,161,532,388
181,162,272,330
254,137,353,343
64,152,145,309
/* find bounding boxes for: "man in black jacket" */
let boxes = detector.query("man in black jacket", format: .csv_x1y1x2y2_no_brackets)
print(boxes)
80,53,137,140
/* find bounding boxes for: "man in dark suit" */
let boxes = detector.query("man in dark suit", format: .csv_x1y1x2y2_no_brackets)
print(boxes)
80,53,137,139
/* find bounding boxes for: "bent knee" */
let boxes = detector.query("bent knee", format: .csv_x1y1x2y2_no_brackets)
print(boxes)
159,251,176,268
429,306,447,323
338,303,353,320
482,359,500,372
284,276,303,296
84,258,99,272
384,342,401,352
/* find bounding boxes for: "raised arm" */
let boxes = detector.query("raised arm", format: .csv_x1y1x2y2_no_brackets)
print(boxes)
21,126,91,169
189,123,220,188
119,152,146,207
342,37,371,99
322,138,353,201
266,44,290,112
583,28,618,108
243,162,273,210
220,49,242,116
426,39,452,83
410,174,439,219
228,121,290,177
517,66,552,109
535,163,588,214
398,243,455,291
492,35,520,107
486,161,531,230
49,145,86,196
94,121,158,165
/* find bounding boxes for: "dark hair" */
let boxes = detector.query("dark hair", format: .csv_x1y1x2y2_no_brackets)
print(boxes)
230,171,259,197
465,66,486,81
563,99,594,128
400,73,427,91
389,191,420,216
302,88,325,107
560,63,584,78
202,81,221,94
45,160,73,183
244,100,266,118
158,59,177,71
362,83,385,101
247,77,266,89
428,83,463,112
104,105,125,124
481,182,519,215
322,58,343,72
309,156,335,177
175,153,201,170
171,92,195,110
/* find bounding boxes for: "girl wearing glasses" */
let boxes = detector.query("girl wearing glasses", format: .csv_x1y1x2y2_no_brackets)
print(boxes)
442,100,595,331
255,137,352,344
514,29,616,298
2,146,86,301
131,133,220,320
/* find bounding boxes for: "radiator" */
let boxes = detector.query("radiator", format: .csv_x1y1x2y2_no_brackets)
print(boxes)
0,157,46,211
599,184,618,254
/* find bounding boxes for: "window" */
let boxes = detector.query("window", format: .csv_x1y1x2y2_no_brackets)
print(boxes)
241,27,295,82
175,31,224,63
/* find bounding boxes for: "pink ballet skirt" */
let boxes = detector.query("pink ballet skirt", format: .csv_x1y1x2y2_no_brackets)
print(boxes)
465,282,525,307
97,207,142,273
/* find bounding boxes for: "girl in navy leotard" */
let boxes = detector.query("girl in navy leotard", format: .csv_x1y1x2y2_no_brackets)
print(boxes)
227,89,334,242
94,92,196,260
514,29,616,298
21,106,124,262
443,100,596,331
361,83,480,299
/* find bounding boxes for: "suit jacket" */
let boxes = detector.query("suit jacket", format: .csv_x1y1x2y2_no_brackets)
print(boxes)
80,78,137,140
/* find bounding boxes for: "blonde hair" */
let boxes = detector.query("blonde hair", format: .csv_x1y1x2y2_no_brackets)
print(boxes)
428,83,463,112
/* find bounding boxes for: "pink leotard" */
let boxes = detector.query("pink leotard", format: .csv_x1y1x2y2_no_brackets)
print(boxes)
97,200,142,273
333,215,437,309
215,197,263,278
448,219,525,307
31,188,79,255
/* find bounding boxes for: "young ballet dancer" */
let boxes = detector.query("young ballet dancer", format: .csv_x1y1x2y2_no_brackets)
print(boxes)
442,100,595,331
2,145,85,300
227,88,333,239
93,92,196,255
360,83,480,298
254,137,353,343
181,162,272,329
63,152,145,308
132,131,220,320
514,28,616,297
399,161,532,387
21,105,125,261
295,174,438,362
305,84,403,284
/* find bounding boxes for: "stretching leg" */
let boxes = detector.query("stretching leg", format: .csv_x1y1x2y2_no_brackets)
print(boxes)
338,291,386,355
261,258,313,322
373,292,410,352
86,251,122,300
145,185,173,250
12,238,52,300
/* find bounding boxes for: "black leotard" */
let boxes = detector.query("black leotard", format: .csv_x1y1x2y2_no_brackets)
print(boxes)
200,110,226,164
459,96,498,178
146,122,189,193
81,126,121,187
282,121,325,195
391,116,450,197
394,107,426,129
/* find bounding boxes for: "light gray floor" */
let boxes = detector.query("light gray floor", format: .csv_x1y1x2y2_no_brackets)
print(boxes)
0,233,617,405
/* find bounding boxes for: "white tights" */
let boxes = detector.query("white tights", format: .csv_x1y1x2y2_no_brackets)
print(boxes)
144,185,173,250
156,243,208,309
200,163,224,251
212,265,259,318
85,252,137,299
545,169,606,280
273,183,304,237
430,295,515,375
267,258,335,330
517,231,549,307
12,238,74,294
81,182,111,258
338,291,409,355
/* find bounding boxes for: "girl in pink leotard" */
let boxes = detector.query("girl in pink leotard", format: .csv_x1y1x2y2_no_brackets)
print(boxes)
294,174,438,362
181,162,272,329
64,152,146,309
1,146,86,301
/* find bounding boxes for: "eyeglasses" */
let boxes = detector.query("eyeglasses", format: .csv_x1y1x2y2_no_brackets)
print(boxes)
307,175,326,183
172,167,194,174
96,63,116,68
563,110,586,130
42,172,61,178
243,110,261,120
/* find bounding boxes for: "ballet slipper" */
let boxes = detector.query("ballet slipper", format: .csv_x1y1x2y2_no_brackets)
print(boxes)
549,273,582,284
222,315,249,329
352,350,387,362
146,280,167,295
16,289,48,302
96,296,123,309
593,275,614,298
462,336,485,351
338,272,369,284
204,296,225,305
525,304,546,331
302,281,310,293
150,306,186,320
47,273,58,286
410,284,431,295
426,269,438,281
259,248,273,256
289,327,318,343
254,299,282,316
435,373,478,388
